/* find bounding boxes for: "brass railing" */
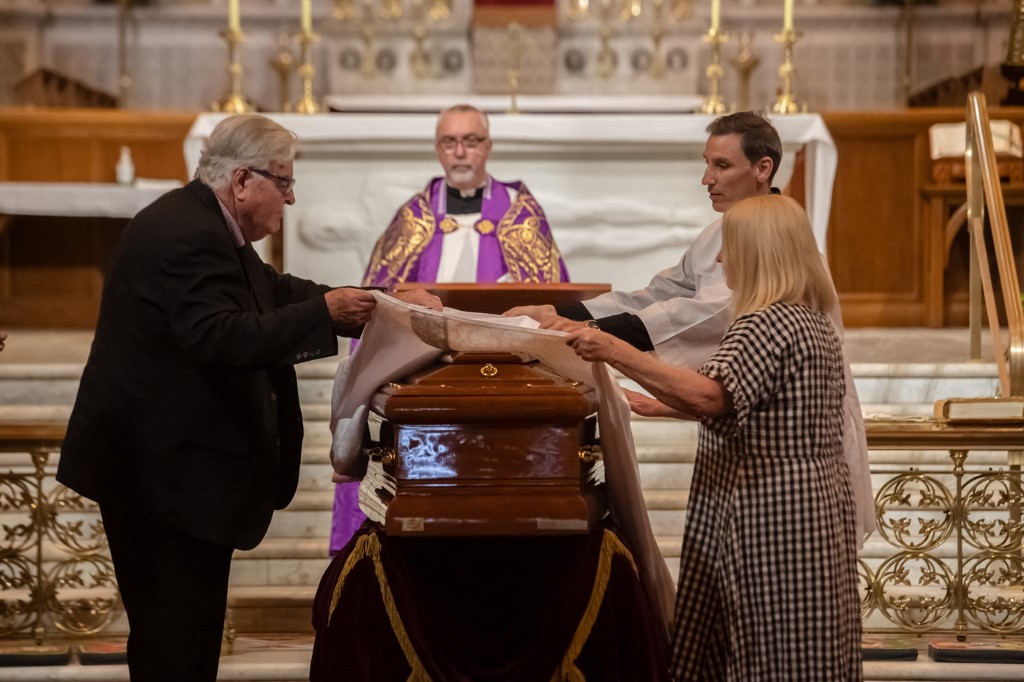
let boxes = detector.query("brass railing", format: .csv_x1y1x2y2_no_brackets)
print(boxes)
862,418,1024,639
964,91,1024,396
0,422,121,643
3,418,1022,643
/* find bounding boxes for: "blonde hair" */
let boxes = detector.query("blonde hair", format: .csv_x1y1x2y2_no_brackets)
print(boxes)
721,194,836,316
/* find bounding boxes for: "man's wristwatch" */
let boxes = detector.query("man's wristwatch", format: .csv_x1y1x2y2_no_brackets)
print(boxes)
585,320,600,329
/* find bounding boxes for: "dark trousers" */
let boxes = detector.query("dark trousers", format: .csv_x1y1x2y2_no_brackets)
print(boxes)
100,503,234,682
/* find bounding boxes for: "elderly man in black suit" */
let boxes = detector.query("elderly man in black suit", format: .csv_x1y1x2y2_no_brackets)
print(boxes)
58,114,439,681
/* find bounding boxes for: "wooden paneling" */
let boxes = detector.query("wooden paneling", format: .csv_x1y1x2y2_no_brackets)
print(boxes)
0,108,196,328
0,108,195,183
823,108,1024,327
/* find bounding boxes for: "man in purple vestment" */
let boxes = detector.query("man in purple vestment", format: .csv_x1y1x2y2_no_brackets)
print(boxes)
329,103,570,553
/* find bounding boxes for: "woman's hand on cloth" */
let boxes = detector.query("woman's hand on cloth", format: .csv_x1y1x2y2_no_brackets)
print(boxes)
564,327,630,364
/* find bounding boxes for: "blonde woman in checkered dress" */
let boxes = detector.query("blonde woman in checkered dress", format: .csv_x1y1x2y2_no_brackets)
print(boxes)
567,194,862,681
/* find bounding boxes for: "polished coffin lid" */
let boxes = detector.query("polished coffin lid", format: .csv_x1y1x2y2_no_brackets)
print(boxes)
362,352,605,537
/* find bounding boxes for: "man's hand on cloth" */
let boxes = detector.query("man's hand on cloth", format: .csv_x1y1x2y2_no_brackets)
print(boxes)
503,303,588,331
390,288,443,311
325,288,377,328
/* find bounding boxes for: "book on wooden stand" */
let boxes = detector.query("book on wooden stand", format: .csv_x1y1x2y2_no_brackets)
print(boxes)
928,639,1024,663
933,397,1024,423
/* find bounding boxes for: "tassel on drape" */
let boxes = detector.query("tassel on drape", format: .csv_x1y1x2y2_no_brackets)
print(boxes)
327,532,431,681
550,530,638,682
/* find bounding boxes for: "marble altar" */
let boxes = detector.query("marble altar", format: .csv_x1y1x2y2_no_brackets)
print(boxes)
184,108,835,296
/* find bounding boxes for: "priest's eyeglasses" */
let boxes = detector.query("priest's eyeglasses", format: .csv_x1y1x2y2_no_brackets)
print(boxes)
436,135,488,152
248,167,296,194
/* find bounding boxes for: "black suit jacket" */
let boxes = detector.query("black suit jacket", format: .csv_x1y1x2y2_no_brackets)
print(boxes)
59,180,358,550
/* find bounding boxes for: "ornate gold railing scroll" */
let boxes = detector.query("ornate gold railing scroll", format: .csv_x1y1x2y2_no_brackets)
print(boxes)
964,91,1024,396
0,422,121,643
863,419,1024,639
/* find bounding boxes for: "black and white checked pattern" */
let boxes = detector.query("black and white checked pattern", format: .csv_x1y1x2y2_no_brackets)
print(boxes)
670,303,862,681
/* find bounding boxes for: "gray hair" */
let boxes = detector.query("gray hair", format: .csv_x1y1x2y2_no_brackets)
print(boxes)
194,114,297,190
436,103,490,136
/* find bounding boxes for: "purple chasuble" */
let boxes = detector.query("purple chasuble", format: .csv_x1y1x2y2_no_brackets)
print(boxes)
407,177,512,283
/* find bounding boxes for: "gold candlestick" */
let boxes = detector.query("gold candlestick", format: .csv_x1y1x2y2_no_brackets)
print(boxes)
293,31,321,114
215,28,253,113
700,27,728,114
772,28,800,114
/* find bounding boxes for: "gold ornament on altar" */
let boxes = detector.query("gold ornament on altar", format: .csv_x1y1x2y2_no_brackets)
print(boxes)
729,32,760,113
700,0,727,115
333,0,454,81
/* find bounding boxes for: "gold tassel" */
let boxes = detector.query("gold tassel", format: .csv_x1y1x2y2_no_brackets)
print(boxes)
326,531,431,681
550,530,638,682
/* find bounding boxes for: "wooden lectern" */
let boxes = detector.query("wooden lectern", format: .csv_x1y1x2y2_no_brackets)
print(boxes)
392,282,611,315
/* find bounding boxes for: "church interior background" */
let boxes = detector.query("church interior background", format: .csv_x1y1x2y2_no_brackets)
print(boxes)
2,0,1024,678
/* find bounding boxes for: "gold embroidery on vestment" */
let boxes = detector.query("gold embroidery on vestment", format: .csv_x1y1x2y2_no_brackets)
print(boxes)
497,189,561,283
475,219,495,235
362,193,435,287
439,216,459,234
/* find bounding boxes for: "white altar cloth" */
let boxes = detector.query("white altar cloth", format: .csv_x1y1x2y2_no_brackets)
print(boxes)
185,111,836,291
0,181,182,219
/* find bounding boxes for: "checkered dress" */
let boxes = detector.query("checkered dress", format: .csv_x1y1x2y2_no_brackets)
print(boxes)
670,303,862,681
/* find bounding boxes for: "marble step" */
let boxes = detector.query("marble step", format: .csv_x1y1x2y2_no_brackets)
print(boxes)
2,648,1023,682
0,359,1001,409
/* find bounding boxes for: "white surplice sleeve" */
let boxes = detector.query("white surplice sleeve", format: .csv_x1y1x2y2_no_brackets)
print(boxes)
582,219,733,368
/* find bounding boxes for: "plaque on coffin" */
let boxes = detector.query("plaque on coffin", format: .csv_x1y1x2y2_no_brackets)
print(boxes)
358,351,606,537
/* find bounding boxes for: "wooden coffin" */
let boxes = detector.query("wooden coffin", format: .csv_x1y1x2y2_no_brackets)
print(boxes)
360,352,605,537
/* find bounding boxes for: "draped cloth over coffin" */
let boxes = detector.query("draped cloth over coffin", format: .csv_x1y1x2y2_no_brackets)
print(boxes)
309,523,669,681
329,292,675,635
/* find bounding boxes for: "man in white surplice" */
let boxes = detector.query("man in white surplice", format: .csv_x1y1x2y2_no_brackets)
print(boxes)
506,111,876,545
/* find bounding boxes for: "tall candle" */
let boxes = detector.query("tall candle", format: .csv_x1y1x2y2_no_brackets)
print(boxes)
710,0,720,31
301,0,312,34
228,0,240,33
783,0,793,32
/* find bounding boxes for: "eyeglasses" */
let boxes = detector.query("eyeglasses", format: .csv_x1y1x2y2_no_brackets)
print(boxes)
247,167,296,194
436,135,488,152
